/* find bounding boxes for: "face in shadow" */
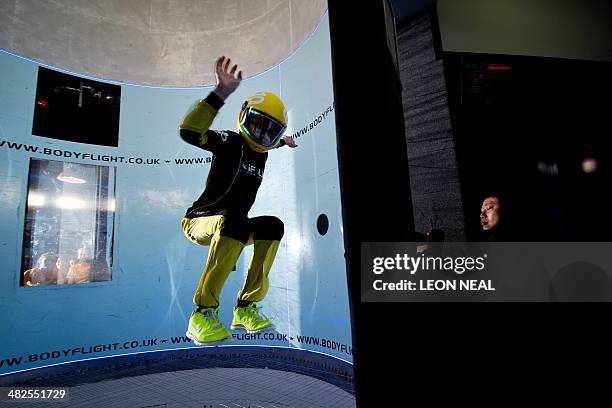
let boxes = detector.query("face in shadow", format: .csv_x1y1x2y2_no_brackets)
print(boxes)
480,196,501,231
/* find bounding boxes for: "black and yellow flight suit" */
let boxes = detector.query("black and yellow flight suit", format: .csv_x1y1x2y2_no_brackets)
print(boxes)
179,91,285,308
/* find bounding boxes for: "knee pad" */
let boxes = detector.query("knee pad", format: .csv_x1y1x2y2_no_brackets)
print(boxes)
251,216,284,241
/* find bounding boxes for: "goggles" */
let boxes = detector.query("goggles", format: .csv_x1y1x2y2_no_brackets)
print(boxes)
240,108,286,147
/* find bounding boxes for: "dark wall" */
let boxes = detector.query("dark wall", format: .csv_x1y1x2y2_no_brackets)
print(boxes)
444,53,612,241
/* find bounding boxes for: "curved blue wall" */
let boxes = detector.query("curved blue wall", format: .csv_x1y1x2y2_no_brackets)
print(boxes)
0,14,352,376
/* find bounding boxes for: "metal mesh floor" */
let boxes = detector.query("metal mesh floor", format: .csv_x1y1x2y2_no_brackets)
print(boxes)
5,367,356,408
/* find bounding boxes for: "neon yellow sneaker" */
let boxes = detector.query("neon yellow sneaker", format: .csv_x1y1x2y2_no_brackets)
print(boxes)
231,303,274,333
186,308,231,345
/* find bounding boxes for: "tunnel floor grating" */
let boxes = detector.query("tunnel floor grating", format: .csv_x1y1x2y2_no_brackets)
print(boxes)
3,367,356,408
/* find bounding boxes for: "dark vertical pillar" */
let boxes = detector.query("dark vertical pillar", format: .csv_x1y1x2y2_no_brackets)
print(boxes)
397,11,465,241
328,1,415,405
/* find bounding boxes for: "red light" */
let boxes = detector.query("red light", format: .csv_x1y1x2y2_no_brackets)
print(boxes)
487,65,512,71
37,98,49,109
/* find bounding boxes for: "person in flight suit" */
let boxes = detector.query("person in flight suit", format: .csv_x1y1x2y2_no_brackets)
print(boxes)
179,56,297,345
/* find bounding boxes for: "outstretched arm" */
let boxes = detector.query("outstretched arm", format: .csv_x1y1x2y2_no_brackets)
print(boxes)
179,56,243,149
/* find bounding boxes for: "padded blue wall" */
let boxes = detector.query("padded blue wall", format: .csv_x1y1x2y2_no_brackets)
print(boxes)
0,14,352,376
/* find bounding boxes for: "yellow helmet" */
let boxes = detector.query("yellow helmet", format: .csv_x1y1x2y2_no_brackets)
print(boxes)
237,91,287,153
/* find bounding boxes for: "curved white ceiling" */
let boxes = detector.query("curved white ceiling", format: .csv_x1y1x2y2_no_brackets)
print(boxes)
0,0,327,87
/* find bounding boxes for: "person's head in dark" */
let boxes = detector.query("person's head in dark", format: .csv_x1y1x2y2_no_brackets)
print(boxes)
478,193,516,241
480,196,501,232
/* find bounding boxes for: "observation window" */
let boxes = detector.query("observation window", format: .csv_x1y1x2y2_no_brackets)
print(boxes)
21,158,116,286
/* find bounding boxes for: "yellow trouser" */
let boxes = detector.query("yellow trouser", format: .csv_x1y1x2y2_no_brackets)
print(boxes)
181,215,282,307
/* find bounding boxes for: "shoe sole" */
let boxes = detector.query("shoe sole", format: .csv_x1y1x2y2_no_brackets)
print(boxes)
230,324,275,334
185,330,231,346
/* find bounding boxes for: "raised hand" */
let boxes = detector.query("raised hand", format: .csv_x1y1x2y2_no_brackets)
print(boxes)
213,56,243,100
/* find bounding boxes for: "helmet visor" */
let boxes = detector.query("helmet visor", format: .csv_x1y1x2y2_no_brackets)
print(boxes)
241,108,286,147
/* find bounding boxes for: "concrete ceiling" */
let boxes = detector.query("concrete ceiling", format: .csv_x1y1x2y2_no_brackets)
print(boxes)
0,0,327,87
